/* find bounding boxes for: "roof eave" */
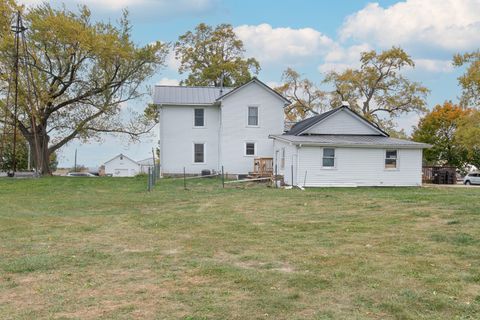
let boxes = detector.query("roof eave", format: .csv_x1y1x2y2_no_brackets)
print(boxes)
269,136,431,149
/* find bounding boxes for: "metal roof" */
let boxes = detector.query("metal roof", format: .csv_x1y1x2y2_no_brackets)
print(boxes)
269,134,431,149
217,77,291,105
153,86,233,105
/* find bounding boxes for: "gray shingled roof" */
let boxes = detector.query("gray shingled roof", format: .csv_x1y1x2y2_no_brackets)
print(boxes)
269,134,431,149
153,86,233,105
286,106,388,136
287,108,340,135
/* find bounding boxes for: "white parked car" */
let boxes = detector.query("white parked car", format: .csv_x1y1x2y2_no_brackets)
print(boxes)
463,172,480,185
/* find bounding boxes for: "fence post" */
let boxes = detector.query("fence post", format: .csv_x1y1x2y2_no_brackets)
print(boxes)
183,167,186,190
291,164,294,187
147,167,152,191
274,164,278,188
222,165,225,189
152,165,155,185
154,164,157,184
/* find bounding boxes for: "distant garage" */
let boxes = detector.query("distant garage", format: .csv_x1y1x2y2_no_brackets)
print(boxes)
104,154,141,177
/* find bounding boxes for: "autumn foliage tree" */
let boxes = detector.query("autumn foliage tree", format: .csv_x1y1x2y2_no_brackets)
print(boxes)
455,109,480,168
453,51,480,107
412,102,472,168
0,3,167,174
325,47,429,132
275,68,328,121
175,23,260,87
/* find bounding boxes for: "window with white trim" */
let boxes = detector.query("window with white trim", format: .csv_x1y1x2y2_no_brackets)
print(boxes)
194,108,204,127
245,142,255,156
385,150,398,169
322,148,335,167
248,106,258,126
194,143,205,163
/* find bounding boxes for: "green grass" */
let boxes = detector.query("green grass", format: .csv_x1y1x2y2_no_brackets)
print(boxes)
0,177,479,319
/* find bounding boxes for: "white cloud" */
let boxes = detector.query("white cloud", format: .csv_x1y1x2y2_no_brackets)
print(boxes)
157,77,179,86
340,0,480,52
415,59,454,73
166,52,181,71
234,23,334,64
318,43,371,73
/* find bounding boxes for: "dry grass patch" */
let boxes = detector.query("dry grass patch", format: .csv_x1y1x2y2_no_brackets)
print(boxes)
0,177,479,319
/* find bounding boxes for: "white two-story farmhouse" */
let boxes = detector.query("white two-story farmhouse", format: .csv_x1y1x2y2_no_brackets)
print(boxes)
153,78,430,186
154,78,290,175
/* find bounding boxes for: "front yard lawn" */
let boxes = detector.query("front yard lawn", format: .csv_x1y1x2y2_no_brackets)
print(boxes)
0,177,479,319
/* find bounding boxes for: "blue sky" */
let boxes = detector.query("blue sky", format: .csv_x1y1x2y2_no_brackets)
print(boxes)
22,0,479,167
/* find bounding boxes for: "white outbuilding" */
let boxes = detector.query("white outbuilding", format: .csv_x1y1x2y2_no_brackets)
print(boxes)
104,154,141,177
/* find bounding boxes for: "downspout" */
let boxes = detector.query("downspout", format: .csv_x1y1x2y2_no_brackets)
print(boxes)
218,103,222,172
158,105,163,177
296,144,301,186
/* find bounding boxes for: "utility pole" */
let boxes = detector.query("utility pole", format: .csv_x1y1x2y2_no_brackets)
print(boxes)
74,148,77,172
10,11,22,176
27,141,31,171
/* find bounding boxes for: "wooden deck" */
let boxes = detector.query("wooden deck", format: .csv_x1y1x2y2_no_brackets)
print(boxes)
249,157,273,178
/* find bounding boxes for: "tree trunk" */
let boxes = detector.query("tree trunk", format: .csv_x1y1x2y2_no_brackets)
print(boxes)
26,129,52,176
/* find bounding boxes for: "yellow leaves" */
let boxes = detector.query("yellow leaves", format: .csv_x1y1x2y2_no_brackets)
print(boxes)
175,23,259,86
453,50,480,106
456,109,480,148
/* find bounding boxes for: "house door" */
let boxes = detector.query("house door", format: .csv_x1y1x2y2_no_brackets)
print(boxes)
291,154,297,186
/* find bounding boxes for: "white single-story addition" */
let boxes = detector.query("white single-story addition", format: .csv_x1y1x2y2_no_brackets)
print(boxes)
104,154,141,177
153,78,290,175
270,106,430,187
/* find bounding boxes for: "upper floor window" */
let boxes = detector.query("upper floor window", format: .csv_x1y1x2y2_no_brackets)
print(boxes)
194,108,204,127
385,150,398,169
322,148,335,167
248,106,259,126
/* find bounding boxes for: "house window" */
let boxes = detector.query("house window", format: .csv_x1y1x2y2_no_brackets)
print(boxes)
385,150,398,169
194,143,205,163
281,148,285,169
248,106,258,126
322,148,335,167
245,142,256,156
194,108,204,127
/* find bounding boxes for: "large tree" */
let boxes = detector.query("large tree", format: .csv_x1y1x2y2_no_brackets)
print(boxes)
0,4,167,174
456,109,480,168
453,51,480,107
412,101,471,168
325,47,429,131
275,68,328,121
174,23,260,87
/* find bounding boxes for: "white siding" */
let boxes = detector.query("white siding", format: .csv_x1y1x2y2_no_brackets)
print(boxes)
273,139,298,185
304,109,381,135
220,82,285,174
297,147,423,187
160,105,220,174
104,156,140,177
